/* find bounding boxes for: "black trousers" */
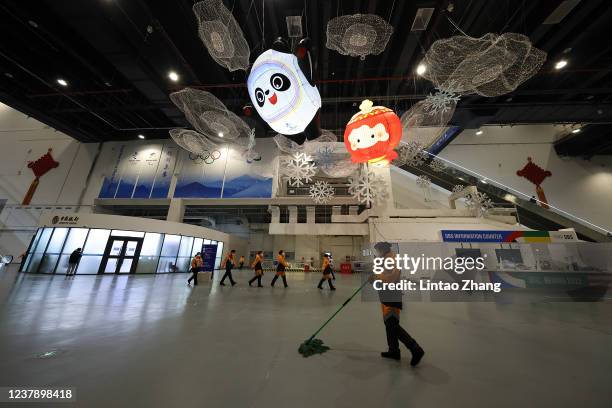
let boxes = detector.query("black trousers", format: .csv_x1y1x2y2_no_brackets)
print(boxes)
384,315,417,353
248,274,263,286
271,274,287,287
318,276,335,289
220,267,235,284
187,269,198,285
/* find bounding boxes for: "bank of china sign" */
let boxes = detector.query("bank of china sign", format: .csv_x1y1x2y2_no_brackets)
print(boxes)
51,215,80,226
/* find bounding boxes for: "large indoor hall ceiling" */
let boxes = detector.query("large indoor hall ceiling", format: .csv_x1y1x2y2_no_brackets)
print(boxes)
0,0,611,155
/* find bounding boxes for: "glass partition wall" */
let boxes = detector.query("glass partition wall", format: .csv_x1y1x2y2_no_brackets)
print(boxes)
20,227,224,275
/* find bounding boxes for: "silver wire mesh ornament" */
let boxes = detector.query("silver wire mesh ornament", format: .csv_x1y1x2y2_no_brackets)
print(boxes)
422,33,546,97
170,88,251,146
309,180,335,204
400,97,457,147
452,184,465,194
326,14,393,60
416,175,431,188
170,128,218,156
465,191,494,217
396,141,428,167
348,168,389,206
193,0,250,71
429,157,447,172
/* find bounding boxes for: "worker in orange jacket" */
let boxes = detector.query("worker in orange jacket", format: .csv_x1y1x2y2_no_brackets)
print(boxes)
271,250,289,288
317,253,336,290
220,249,237,286
248,251,265,287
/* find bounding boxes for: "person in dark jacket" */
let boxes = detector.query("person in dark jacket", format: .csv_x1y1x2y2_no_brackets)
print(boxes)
67,248,82,276
187,253,203,286
370,242,424,366
220,250,237,286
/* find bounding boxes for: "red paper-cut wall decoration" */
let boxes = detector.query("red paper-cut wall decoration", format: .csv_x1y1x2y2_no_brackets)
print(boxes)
516,157,551,209
22,148,60,205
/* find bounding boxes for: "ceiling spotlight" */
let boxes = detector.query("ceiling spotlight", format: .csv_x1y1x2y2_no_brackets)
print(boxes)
555,60,568,70
475,130,483,135
56,78,68,86
138,134,145,139
218,132,224,138
168,71,179,82
481,179,488,184
571,128,581,134
416,63,427,75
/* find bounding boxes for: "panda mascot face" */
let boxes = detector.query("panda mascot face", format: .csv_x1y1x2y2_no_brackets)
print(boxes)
247,49,321,135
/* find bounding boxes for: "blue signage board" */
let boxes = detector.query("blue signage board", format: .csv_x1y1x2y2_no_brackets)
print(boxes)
201,244,218,271
441,230,522,243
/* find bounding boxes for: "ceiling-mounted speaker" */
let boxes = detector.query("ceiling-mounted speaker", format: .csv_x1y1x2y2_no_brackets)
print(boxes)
286,16,303,38
411,8,434,31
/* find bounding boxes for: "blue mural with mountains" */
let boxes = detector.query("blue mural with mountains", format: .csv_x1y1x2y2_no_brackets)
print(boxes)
174,175,272,198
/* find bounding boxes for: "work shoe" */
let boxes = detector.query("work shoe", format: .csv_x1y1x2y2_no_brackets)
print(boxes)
220,282,226,286
330,287,336,290
380,351,401,361
410,345,425,367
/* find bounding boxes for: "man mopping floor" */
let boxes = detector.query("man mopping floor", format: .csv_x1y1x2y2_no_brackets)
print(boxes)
371,241,424,366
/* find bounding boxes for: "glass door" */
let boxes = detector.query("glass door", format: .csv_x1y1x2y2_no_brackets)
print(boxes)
99,236,143,274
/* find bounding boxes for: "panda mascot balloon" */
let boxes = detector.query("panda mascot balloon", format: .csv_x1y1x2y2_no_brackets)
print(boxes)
247,38,321,144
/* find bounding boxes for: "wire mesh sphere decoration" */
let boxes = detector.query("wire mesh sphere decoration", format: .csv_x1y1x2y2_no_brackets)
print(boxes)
169,129,219,156
326,14,394,60
169,88,251,148
193,0,250,72
421,33,546,97
400,98,457,147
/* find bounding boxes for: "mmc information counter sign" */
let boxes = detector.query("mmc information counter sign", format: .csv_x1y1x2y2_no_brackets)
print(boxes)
440,230,578,243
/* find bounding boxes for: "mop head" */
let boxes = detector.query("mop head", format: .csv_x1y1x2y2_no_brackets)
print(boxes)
298,338,330,357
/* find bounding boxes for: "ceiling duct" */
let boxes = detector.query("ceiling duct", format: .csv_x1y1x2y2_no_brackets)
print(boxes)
410,8,434,31
542,0,581,24
286,16,303,38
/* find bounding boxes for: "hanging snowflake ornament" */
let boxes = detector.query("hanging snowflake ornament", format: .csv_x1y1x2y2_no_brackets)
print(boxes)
314,145,335,172
429,157,447,172
398,141,428,167
452,184,465,194
416,175,431,188
281,152,317,187
422,86,461,115
348,170,389,206
309,181,335,204
465,191,494,217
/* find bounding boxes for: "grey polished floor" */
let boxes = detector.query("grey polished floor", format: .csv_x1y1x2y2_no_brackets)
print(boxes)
1,265,611,408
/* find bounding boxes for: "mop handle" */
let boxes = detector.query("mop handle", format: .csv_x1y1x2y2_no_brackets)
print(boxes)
307,279,370,342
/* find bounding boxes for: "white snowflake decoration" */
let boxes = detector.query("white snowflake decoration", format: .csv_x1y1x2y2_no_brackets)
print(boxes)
465,191,494,217
309,180,335,204
281,152,317,187
452,184,465,194
429,157,447,172
423,86,461,115
398,141,428,167
416,175,431,188
348,171,388,206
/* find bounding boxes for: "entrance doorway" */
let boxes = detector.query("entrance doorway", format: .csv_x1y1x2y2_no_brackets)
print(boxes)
99,236,143,274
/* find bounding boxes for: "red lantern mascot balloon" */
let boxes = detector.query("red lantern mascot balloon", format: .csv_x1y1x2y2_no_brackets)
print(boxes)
344,99,402,166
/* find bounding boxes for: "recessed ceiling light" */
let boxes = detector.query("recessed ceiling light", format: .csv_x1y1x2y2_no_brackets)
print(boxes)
138,134,145,139
218,132,224,137
571,128,581,134
481,179,488,184
57,78,68,86
475,130,483,135
28,20,38,28
416,63,427,75
4,72,13,78
168,71,179,82
555,60,568,70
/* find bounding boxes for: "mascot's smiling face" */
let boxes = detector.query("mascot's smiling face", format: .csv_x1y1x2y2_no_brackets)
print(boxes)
347,123,389,151
247,49,321,135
